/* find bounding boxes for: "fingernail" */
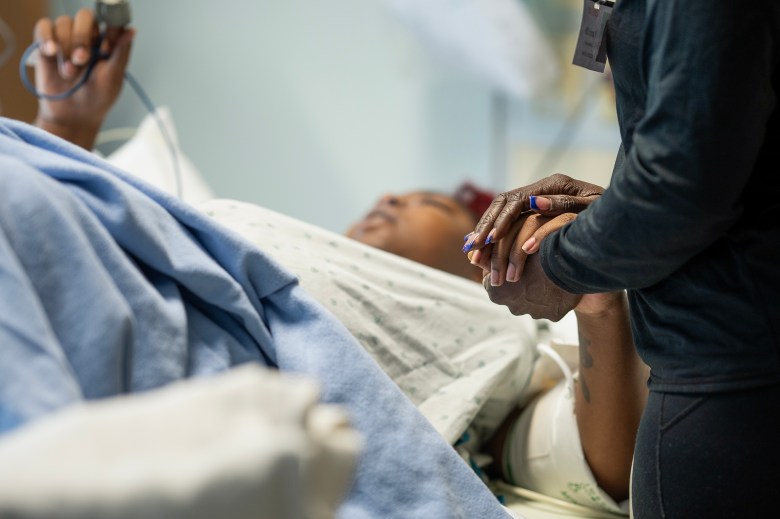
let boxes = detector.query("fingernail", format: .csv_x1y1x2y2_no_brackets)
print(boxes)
71,47,89,66
490,269,502,287
485,229,496,245
506,263,518,282
521,237,538,254
470,249,482,265
529,196,538,211
464,232,474,242
43,40,58,56
462,236,475,253
60,61,76,80
533,196,551,211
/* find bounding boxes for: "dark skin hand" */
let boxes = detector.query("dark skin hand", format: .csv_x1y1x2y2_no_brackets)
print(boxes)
464,174,604,289
470,209,592,321
480,234,581,322
32,9,134,150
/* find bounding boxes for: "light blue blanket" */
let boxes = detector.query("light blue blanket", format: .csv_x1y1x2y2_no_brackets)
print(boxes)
0,118,510,518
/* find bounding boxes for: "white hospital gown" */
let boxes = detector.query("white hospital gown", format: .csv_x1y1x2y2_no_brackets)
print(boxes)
202,199,537,443
202,199,626,514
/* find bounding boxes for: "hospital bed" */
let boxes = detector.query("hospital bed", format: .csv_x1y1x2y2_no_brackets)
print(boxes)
107,109,631,519
0,110,629,519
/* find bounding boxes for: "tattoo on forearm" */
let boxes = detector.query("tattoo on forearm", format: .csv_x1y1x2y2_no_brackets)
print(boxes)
578,330,594,403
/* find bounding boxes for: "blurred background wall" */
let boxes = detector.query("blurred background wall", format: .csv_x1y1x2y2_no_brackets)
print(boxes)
0,1,47,122
2,0,620,232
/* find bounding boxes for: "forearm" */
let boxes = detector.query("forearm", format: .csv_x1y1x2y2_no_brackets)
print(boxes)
573,293,647,502
34,115,100,151
541,2,777,294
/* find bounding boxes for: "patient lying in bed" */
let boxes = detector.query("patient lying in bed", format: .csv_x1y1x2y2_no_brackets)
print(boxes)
204,193,643,514
16,9,645,516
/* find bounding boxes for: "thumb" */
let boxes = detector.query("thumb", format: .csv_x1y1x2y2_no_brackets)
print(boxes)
105,28,134,77
521,213,577,255
530,194,599,216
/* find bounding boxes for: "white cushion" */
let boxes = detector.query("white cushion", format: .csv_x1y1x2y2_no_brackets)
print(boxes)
106,107,215,205
0,365,360,519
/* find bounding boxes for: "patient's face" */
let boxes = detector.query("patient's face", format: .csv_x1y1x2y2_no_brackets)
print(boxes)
346,192,481,281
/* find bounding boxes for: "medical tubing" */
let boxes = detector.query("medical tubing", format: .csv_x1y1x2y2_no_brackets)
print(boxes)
19,38,183,198
19,40,103,101
536,342,575,390
123,71,182,199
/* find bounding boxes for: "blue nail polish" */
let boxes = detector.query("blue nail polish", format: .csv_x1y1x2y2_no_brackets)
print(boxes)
529,196,538,211
464,232,473,242
462,241,474,253
485,234,493,245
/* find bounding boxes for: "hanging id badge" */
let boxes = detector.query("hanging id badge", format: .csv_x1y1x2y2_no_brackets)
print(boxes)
572,0,613,73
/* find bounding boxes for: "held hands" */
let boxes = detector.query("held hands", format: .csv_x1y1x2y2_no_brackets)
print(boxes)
466,174,611,321
465,174,603,289
470,211,582,321
33,9,135,149
464,173,603,253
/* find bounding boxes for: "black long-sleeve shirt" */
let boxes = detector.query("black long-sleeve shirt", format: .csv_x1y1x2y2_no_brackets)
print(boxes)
540,0,780,392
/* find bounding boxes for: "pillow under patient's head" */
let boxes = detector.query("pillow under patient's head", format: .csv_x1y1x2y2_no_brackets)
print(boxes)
105,107,215,205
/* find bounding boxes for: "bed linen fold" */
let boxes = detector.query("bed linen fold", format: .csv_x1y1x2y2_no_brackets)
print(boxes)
0,118,511,519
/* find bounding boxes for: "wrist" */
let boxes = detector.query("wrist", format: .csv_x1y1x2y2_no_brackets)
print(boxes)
34,114,101,150
574,292,626,319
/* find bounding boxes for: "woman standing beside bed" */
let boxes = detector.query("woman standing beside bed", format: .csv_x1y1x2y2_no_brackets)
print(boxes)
469,1,780,517
27,8,646,514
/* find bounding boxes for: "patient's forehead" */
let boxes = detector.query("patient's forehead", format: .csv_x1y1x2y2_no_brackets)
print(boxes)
402,191,478,224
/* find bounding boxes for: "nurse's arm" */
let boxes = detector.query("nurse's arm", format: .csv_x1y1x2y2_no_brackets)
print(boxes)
542,1,778,292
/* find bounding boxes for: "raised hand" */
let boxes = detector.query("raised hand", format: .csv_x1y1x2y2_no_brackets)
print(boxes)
32,8,134,149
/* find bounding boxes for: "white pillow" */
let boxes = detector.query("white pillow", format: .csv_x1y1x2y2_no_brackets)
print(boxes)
105,107,215,205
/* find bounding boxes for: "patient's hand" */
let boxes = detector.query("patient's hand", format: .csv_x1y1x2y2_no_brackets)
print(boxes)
482,251,581,321
33,9,135,149
471,211,582,321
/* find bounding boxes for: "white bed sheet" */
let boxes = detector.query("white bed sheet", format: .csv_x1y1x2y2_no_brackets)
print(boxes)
202,199,539,444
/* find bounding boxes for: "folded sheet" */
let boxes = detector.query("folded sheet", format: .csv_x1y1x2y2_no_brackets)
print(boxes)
0,118,512,518
0,365,360,519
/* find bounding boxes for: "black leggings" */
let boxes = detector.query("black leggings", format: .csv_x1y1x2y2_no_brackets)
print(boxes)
632,383,780,518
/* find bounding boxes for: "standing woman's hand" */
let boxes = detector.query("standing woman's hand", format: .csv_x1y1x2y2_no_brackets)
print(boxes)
464,174,604,253
468,179,601,289
32,8,135,149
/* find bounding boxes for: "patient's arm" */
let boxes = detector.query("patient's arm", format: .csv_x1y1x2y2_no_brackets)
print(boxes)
31,9,134,149
480,212,647,502
484,294,646,503
572,291,648,502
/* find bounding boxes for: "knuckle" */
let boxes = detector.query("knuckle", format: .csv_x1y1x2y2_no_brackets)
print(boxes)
549,173,571,185
507,191,522,202
526,213,543,224
559,195,575,212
